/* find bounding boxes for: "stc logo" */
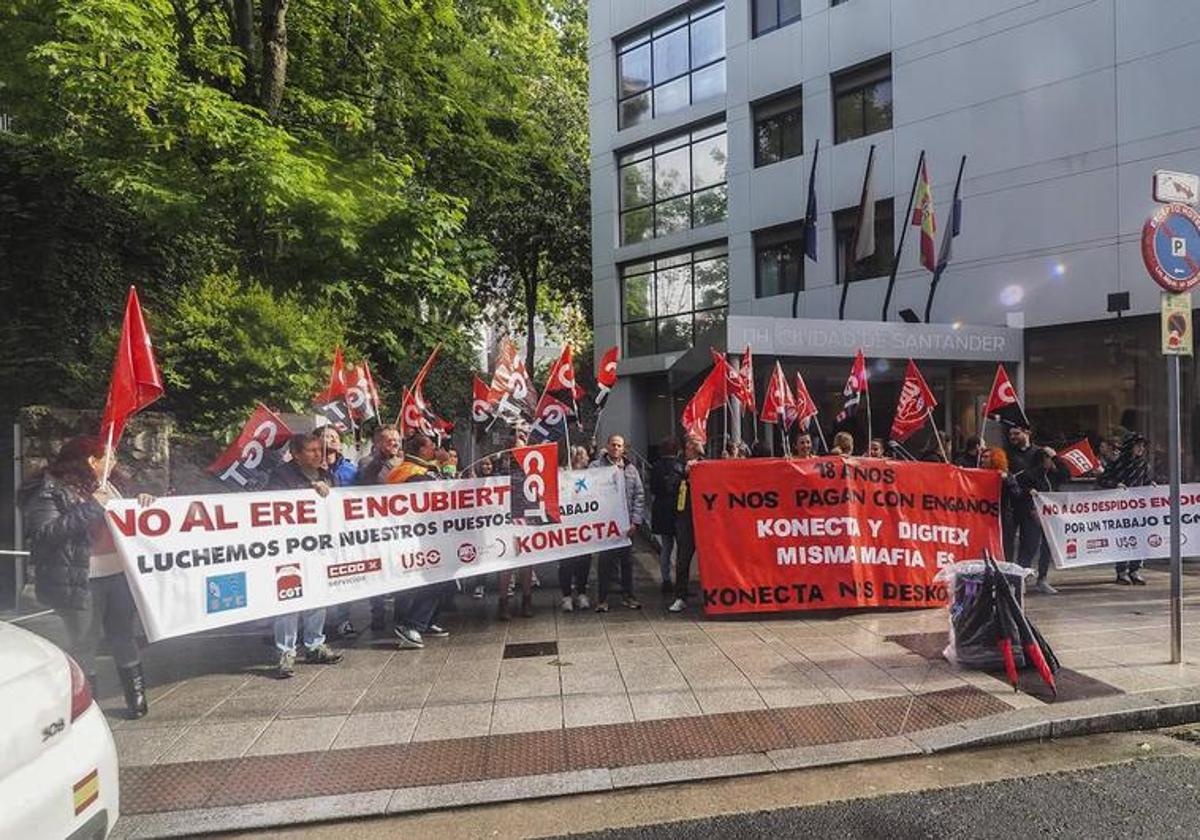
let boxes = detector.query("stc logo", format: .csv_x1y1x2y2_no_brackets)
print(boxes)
275,563,303,601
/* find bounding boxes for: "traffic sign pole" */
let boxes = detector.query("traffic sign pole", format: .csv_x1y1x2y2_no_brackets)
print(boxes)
1168,351,1183,663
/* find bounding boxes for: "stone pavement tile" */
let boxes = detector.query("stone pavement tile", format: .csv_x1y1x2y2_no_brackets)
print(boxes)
611,752,773,789
412,702,493,741
767,735,922,771
120,695,224,729
202,693,292,722
230,671,320,697
490,696,565,734
555,620,610,640
563,722,650,768
374,661,445,686
563,693,634,728
120,759,235,815
628,690,703,722
756,687,833,709
1082,665,1184,693
484,729,568,777
681,667,755,691
157,721,270,764
304,666,385,691
112,727,187,767
277,689,365,719
204,752,324,807
354,682,433,712
425,677,497,706
387,769,611,814
495,660,561,700
445,643,505,664
331,709,421,749
560,665,626,696
556,635,613,654
693,688,766,715
618,664,690,693
245,714,346,756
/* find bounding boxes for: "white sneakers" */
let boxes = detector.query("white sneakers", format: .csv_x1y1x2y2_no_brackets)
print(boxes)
668,598,686,613
576,594,592,610
562,594,592,611
560,596,574,612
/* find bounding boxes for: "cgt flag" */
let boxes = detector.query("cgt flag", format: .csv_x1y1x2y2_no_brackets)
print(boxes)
510,442,560,525
740,346,756,414
487,339,537,424
760,362,796,427
207,404,292,490
889,360,938,443
544,344,585,410
835,350,868,424
711,349,752,411
681,363,727,442
529,395,571,444
471,375,494,425
100,286,164,449
594,346,620,411
1058,439,1100,478
793,372,819,430
984,364,1030,428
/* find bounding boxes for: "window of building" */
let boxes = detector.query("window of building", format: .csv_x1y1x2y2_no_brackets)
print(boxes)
753,0,802,37
753,90,803,167
618,122,728,245
832,56,892,144
830,0,852,7
621,245,728,357
617,2,726,130
754,224,805,297
833,198,894,283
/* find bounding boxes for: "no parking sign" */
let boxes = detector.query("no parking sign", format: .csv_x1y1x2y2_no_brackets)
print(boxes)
1142,202,1200,293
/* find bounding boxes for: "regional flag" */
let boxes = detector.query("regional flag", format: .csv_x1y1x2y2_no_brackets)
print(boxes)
984,364,1030,428
889,360,938,444
911,157,937,272
835,350,868,424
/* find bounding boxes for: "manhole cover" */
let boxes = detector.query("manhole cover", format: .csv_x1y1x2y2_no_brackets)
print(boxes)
502,641,559,659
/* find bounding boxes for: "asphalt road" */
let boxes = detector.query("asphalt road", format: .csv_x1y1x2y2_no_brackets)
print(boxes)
561,754,1200,840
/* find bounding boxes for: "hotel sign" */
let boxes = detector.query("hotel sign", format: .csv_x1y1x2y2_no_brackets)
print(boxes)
726,316,1022,362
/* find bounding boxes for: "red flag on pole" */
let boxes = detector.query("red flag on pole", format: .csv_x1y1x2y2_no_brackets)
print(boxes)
793,372,819,429
835,350,868,424
984,364,1030,428
471,375,494,425
315,346,349,404
889,360,938,443
681,364,727,442
100,286,164,448
594,346,620,410
1057,439,1100,478
544,344,585,407
759,362,795,426
740,346,755,413
709,349,747,409
206,404,292,489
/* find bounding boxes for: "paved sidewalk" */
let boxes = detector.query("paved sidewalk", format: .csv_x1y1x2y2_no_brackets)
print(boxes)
18,545,1200,837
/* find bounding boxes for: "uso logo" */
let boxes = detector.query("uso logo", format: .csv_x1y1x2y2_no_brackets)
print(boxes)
275,563,304,601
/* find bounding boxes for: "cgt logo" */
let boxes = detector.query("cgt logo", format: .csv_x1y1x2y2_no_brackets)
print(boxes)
511,443,561,525
327,557,382,581
275,563,303,601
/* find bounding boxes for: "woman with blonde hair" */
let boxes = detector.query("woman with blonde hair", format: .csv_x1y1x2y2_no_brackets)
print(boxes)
831,431,855,456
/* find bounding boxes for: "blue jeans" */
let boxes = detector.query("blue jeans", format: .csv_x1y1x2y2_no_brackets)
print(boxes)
657,534,675,583
275,609,327,653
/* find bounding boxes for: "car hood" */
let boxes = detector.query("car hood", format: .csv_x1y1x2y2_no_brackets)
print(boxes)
0,621,74,782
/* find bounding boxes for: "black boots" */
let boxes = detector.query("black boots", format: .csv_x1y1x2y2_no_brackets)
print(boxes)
118,663,148,719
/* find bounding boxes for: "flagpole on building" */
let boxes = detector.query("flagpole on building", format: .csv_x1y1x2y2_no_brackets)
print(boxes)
794,139,820,319
839,144,876,320
882,150,926,321
924,154,967,323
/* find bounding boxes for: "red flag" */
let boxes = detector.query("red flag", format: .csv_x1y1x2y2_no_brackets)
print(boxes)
889,360,938,443
100,286,164,447
595,346,620,410
911,157,937,272
710,349,748,409
471,375,494,425
759,362,795,426
510,442,561,525
1058,439,1100,478
315,346,349,404
834,350,868,424
401,386,453,441
206,404,292,488
740,346,755,413
984,364,1030,428
544,344,585,407
344,360,380,421
487,338,536,423
681,364,727,442
793,372,819,427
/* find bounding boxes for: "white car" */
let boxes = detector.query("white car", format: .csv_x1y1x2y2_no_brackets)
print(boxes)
0,621,119,840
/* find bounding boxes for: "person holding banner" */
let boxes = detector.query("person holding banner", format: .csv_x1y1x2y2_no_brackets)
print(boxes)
668,435,705,614
267,431,344,677
867,438,886,458
559,446,595,612
980,447,1017,562
649,438,684,595
792,432,814,459
386,434,454,646
830,432,855,456
356,425,403,487
1097,433,1151,585
1014,447,1068,595
322,426,358,486
591,434,644,612
20,436,155,717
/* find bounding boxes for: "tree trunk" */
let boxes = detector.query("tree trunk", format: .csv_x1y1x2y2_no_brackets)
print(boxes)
524,256,539,377
230,0,256,102
259,0,289,119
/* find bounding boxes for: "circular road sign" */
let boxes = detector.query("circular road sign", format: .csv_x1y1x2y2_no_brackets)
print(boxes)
1142,202,1200,293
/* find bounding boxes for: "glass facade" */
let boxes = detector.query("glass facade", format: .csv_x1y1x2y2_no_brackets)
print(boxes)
621,244,728,357
833,198,895,283
754,224,805,297
833,56,893,144
753,91,804,167
753,0,802,37
617,2,726,130
618,122,728,245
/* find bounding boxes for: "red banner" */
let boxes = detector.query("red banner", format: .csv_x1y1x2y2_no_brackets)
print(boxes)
689,458,1002,615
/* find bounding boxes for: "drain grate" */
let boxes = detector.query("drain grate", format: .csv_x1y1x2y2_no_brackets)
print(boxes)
502,641,559,659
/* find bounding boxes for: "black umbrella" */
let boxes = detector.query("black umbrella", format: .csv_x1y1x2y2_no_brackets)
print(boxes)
985,553,1058,696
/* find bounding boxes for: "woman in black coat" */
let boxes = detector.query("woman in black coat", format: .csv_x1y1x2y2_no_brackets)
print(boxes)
20,436,151,717
1098,433,1152,585
648,438,683,594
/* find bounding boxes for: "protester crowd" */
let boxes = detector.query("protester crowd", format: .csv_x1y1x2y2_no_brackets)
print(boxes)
19,410,1155,718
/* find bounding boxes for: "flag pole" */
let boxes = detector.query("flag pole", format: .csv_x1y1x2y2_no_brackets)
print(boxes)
924,154,967,323
864,374,874,453
976,411,987,468
793,139,820,319
929,411,949,463
882,150,925,321
100,424,115,487
840,143,875,320
812,416,829,454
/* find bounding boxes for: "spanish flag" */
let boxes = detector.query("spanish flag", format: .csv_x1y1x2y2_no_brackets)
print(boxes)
73,769,99,815
910,157,937,272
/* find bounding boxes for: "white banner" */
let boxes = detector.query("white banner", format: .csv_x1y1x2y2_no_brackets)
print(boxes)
1033,484,1200,568
105,468,631,641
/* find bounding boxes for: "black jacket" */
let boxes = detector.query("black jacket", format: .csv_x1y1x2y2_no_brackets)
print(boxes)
20,477,105,611
649,456,685,535
267,460,334,492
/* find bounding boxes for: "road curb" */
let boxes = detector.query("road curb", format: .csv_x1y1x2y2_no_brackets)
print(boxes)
110,689,1200,838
